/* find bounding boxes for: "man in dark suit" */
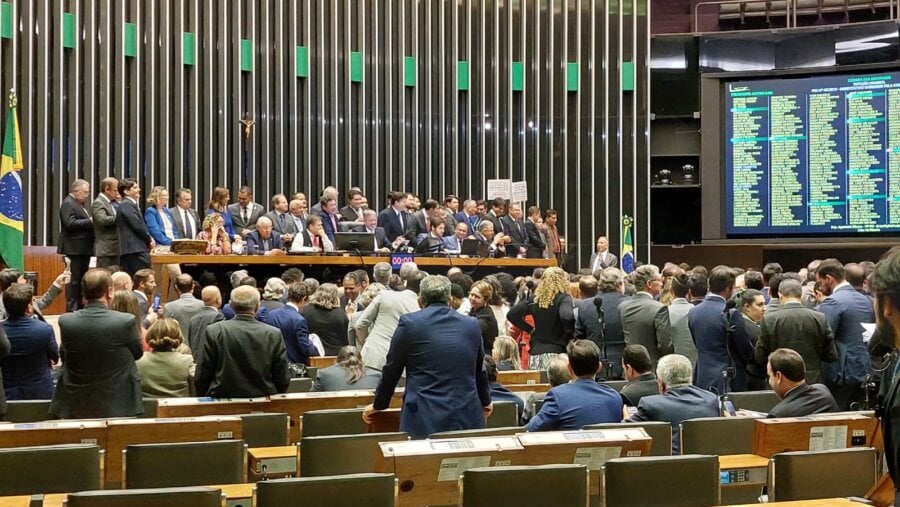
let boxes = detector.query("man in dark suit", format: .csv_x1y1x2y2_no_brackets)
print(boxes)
339,188,366,222
524,206,546,259
195,285,291,398
91,177,120,270
317,195,341,242
868,252,900,498
169,188,202,241
455,199,480,237
588,236,618,272
816,258,875,410
405,199,438,242
227,186,265,237
116,179,153,276
526,340,624,431
353,210,390,251
619,265,673,368
500,203,528,258
755,279,837,385
620,345,660,407
245,216,285,255
363,274,492,439
0,285,58,400
58,179,95,311
482,197,505,238
50,269,144,418
628,354,720,454
266,282,319,365
377,191,411,244
187,286,225,364
575,274,626,379
767,348,839,418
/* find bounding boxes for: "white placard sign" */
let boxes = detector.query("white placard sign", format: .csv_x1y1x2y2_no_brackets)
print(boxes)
437,456,492,482
809,425,848,451
511,181,528,203
487,179,512,200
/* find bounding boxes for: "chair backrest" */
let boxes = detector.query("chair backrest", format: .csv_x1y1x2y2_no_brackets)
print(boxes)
241,413,290,447
728,390,780,413
301,408,368,437
680,416,757,455
602,455,720,507
460,464,588,507
255,473,396,507
429,426,523,439
306,367,319,380
140,399,158,418
299,432,408,477
583,421,672,456
288,377,313,393
123,439,247,489
0,444,103,495
4,400,53,423
65,487,224,507
486,401,519,428
768,447,877,502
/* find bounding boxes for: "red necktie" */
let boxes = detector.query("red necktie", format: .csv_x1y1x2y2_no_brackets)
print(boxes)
313,236,319,248
425,216,431,233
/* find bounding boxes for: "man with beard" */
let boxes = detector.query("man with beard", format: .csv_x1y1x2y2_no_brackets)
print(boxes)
872,251,900,504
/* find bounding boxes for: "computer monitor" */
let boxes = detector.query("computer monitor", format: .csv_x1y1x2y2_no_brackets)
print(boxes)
334,232,376,251
460,238,487,257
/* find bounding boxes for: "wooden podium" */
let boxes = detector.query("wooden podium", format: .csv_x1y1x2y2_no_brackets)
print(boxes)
754,413,881,458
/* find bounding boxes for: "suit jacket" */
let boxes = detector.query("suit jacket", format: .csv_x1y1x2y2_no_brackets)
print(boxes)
768,383,839,418
352,225,388,250
187,306,225,364
377,207,410,243
524,219,545,259
170,206,202,240
227,202,265,232
58,194,95,256
195,315,290,397
50,302,144,418
588,251,618,271
442,234,466,253
373,304,492,439
136,351,195,398
164,294,206,339
500,215,528,255
264,211,298,236
404,211,431,242
145,206,179,245
755,301,838,384
819,285,874,386
619,293,673,367
880,358,900,486
339,205,365,222
575,293,627,379
483,211,503,239
619,373,660,407
356,289,421,371
470,305,499,353
689,294,735,393
318,211,341,242
245,230,285,253
668,298,697,366
1,316,58,401
313,365,382,392
507,293,575,356
91,195,119,257
265,304,319,365
301,305,349,356
525,378,624,431
454,211,479,236
116,198,152,255
628,384,720,454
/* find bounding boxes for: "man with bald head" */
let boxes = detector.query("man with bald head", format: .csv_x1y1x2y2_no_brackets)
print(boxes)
163,274,204,338
111,271,133,292
187,286,224,363
195,285,290,397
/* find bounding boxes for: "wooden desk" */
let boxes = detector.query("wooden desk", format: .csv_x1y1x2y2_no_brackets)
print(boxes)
248,446,298,481
0,420,107,450
730,499,863,506
156,397,273,418
497,370,542,385
153,254,556,269
754,413,881,458
504,383,551,393
38,483,255,507
719,454,769,504
106,416,244,487
309,356,336,369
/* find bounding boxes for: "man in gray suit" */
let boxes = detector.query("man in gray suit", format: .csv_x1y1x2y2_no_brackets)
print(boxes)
163,274,204,339
264,193,297,244
195,285,290,398
50,269,144,419
668,273,697,366
227,186,265,237
187,286,224,364
588,236,617,272
619,264,673,367
169,188,201,240
627,354,719,454
91,176,120,269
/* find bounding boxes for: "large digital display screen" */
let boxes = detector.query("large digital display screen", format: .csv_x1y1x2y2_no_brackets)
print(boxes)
725,71,900,236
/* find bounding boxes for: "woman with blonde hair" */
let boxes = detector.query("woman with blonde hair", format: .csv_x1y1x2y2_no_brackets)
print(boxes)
301,283,349,355
469,280,499,352
136,318,196,398
492,335,521,371
111,290,150,352
348,282,386,348
196,213,233,255
312,346,381,391
507,266,575,369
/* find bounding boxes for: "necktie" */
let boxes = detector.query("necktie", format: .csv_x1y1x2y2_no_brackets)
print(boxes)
330,214,337,233
313,235,319,248
243,207,249,224
279,213,286,228
398,211,405,230
110,199,117,217
425,215,431,233
183,210,193,239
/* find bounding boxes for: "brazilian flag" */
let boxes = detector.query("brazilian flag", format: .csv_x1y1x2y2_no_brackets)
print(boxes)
0,90,24,270
621,216,634,274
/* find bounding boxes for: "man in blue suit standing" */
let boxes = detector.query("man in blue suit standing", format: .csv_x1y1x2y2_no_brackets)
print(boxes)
816,258,875,410
377,191,411,244
525,340,623,431
265,283,319,366
363,275,492,439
